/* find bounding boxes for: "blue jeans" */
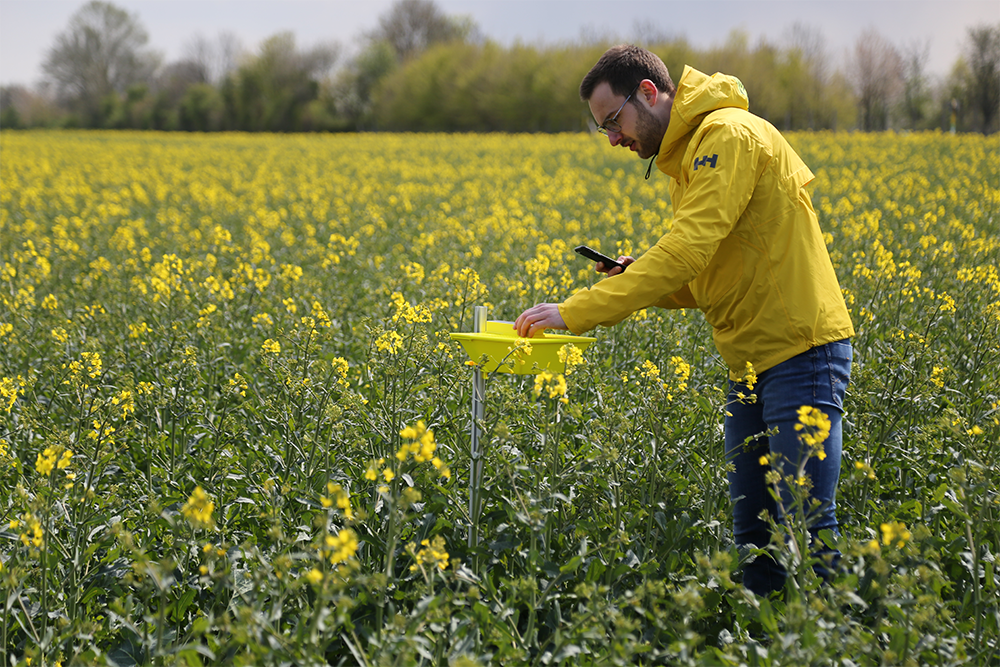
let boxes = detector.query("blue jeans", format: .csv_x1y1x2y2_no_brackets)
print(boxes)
724,339,852,596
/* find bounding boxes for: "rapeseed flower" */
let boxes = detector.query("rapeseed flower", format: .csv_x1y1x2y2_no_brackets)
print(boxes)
795,406,831,459
323,482,353,519
557,343,584,374
19,513,43,548
533,371,568,403
398,420,436,462
323,528,358,565
880,521,911,548
669,356,691,392
1,376,24,413
252,312,273,327
182,486,216,530
408,535,450,572
375,331,403,355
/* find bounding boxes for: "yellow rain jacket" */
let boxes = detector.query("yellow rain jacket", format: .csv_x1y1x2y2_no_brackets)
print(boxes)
560,66,855,379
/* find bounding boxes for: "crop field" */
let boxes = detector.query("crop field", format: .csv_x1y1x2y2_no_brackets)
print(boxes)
1,129,998,666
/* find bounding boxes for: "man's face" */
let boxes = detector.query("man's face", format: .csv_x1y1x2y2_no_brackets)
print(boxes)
588,81,665,160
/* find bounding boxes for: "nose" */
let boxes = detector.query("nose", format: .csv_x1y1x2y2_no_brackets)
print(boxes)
607,130,624,147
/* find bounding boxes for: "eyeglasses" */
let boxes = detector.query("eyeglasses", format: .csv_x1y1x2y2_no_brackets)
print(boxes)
597,82,640,135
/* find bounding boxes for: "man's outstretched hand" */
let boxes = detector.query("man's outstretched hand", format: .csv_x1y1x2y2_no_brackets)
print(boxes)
514,303,567,337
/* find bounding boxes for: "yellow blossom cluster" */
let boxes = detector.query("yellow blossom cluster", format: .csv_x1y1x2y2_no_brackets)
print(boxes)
320,482,354,519
880,521,912,548
533,370,568,404
111,389,135,416
227,373,248,398
397,420,443,468
390,291,433,325
375,331,403,355
35,446,73,477
854,460,877,480
668,356,691,393
1,375,25,413
323,528,359,565
408,535,451,573
557,343,585,374
182,486,216,530
330,357,350,387
795,406,831,459
368,422,451,483
14,514,43,548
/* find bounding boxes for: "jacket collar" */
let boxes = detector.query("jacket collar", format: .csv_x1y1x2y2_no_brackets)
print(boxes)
655,65,749,179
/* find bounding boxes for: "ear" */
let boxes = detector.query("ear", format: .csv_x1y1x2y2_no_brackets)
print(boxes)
638,79,658,107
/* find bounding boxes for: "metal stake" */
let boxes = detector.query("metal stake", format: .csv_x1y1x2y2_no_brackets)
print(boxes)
468,305,487,548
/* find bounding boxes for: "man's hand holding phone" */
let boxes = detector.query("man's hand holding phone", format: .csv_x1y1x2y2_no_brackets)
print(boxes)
574,245,634,276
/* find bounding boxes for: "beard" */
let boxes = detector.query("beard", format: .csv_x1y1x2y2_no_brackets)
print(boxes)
631,102,666,159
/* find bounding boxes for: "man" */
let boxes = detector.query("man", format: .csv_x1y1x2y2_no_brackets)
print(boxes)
513,45,855,596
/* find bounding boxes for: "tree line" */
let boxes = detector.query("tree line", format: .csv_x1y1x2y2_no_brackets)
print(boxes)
1,0,998,134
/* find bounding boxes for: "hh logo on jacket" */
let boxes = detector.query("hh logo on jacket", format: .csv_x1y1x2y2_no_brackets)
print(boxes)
694,154,718,170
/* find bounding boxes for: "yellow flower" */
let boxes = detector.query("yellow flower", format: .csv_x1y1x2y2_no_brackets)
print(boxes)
669,356,691,392
261,339,281,355
81,351,102,379
35,447,59,476
533,371,568,403
19,514,43,548
322,482,353,518
638,360,660,381
880,521,911,548
742,362,758,391
305,568,324,584
252,312,273,327
323,528,359,565
1,376,23,413
408,535,451,572
375,330,403,355
557,343,585,374
398,420,437,462
795,405,831,455
57,449,73,469
182,486,216,530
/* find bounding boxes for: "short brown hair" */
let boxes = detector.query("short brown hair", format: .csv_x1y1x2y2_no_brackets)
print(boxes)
579,44,676,101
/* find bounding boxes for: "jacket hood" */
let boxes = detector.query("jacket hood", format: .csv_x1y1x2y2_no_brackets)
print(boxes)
656,66,749,177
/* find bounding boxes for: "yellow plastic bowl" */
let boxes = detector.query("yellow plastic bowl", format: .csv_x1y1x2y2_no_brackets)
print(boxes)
450,320,597,375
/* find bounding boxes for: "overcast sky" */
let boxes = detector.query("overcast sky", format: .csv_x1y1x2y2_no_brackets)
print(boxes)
2,0,998,88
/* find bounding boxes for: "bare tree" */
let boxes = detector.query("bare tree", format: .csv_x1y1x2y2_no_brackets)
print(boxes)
631,19,675,48
901,39,932,129
847,27,903,131
366,0,472,61
965,24,1000,134
41,1,160,118
185,32,246,86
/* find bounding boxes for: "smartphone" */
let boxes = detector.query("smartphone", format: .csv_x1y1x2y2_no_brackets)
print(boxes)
574,245,624,272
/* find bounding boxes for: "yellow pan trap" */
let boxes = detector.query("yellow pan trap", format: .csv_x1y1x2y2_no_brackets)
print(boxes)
450,320,596,375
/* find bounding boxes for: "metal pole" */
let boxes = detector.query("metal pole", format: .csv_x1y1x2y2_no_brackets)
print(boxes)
468,305,487,548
